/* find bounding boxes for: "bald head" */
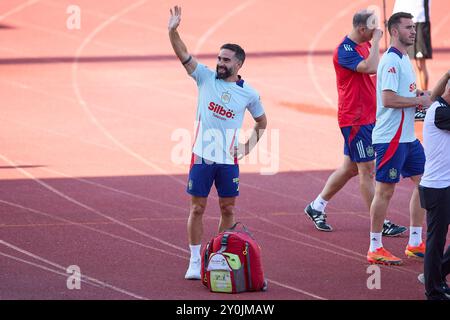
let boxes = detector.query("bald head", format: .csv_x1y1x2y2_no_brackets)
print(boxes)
353,10,375,29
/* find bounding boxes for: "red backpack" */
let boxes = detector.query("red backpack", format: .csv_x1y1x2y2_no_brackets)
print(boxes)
201,223,267,293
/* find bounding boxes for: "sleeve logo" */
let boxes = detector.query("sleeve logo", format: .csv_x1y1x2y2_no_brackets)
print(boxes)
387,67,396,74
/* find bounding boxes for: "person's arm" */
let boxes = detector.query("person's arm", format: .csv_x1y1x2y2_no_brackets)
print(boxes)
233,114,267,159
430,70,450,101
168,6,198,74
356,29,383,74
382,90,432,109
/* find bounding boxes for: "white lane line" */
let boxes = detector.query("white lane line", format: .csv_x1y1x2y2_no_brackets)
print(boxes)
40,166,186,212
0,0,40,21
306,0,368,107
0,240,148,299
71,0,187,186
267,279,327,300
193,0,258,55
0,116,119,152
0,154,189,254
0,199,188,260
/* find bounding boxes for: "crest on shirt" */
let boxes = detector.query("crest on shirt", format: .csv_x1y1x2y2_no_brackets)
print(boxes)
389,168,398,180
221,92,231,104
366,146,374,157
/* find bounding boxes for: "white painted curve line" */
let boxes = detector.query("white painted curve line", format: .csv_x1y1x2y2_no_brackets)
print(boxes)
0,240,148,300
1,116,119,152
0,199,188,260
253,218,417,275
307,0,368,107
193,0,258,55
40,166,186,212
71,0,186,187
44,0,199,41
0,251,102,289
0,154,189,254
267,279,327,300
253,228,362,262
0,0,40,21
257,215,365,257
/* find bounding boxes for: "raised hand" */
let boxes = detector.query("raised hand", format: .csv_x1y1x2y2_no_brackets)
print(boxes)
372,28,383,42
168,5,181,31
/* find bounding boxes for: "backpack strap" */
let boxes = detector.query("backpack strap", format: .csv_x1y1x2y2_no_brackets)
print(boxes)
225,222,255,239
217,233,230,253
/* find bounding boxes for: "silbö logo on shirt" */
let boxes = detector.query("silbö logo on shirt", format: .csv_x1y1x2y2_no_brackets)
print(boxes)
208,101,235,120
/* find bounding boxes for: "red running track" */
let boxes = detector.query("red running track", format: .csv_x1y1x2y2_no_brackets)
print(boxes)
0,0,449,300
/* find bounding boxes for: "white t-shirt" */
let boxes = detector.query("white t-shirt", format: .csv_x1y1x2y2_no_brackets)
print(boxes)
393,0,431,23
372,47,418,144
420,97,450,188
190,63,265,164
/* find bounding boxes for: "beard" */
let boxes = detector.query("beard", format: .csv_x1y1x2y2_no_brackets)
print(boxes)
399,35,415,47
216,65,232,79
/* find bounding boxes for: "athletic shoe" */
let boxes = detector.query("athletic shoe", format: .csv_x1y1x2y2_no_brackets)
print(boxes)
418,273,425,284
405,242,426,258
382,220,407,237
444,284,450,299
184,258,201,280
418,273,450,299
415,108,426,121
304,203,332,232
367,247,403,265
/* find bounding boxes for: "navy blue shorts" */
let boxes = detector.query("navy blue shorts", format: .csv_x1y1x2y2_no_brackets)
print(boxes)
341,124,375,162
186,154,239,198
374,139,425,183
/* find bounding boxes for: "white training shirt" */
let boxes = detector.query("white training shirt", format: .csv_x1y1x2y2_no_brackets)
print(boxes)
190,63,265,164
420,97,450,188
372,47,418,144
393,0,431,23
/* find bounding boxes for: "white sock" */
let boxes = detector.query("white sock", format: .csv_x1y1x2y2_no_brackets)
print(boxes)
408,227,422,247
312,195,328,212
369,232,383,252
189,244,201,261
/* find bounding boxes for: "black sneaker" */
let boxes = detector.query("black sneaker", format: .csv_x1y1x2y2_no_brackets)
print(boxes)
419,275,450,299
443,283,450,299
304,203,332,232
415,108,426,121
382,220,407,237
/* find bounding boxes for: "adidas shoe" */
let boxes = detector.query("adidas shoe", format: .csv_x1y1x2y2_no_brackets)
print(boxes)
405,242,426,258
367,247,403,265
304,203,332,232
382,220,407,237
415,108,426,121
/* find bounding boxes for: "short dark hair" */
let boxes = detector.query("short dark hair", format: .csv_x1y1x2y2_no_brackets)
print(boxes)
388,12,413,36
220,43,246,64
352,10,373,28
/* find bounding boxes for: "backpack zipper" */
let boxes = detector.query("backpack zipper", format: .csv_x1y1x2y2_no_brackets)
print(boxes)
244,242,252,290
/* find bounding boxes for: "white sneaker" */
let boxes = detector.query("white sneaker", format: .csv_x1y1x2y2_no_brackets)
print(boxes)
418,273,425,285
184,258,201,280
